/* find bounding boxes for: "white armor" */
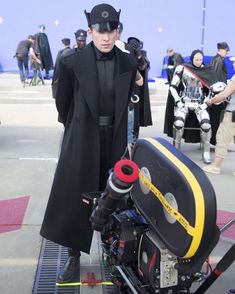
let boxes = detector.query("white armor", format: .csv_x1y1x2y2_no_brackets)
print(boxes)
170,65,211,164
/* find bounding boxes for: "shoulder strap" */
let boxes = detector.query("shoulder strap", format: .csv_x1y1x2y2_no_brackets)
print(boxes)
183,65,210,89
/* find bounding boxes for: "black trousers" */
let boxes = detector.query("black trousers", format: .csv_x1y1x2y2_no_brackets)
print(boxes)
99,125,114,191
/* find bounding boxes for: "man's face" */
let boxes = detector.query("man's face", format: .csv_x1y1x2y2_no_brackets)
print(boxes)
167,49,174,57
88,28,117,53
193,53,203,67
218,49,229,58
77,39,86,49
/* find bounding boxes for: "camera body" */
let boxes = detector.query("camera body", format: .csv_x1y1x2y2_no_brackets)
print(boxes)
91,137,219,293
101,207,199,293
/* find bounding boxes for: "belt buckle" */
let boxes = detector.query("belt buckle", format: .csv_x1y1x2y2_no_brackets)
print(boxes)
99,116,114,126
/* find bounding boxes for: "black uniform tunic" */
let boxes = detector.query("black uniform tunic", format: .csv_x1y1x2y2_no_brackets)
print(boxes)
94,47,115,189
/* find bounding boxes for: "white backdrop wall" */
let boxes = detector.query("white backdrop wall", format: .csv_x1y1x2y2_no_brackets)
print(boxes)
0,0,234,77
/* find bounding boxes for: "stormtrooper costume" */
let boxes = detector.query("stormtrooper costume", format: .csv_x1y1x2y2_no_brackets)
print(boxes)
170,64,212,163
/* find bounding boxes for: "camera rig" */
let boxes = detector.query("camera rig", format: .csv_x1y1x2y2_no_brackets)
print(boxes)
90,137,235,294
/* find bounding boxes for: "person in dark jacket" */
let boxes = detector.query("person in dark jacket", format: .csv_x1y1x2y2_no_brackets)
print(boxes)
115,24,152,148
55,38,71,64
40,3,138,283
15,35,34,85
53,38,71,85
165,48,184,84
209,41,230,144
210,42,229,83
127,37,152,142
52,39,71,107
34,24,54,79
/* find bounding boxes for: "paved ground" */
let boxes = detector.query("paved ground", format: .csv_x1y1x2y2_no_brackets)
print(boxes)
0,73,234,294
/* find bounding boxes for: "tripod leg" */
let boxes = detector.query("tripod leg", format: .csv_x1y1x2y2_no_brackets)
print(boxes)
193,244,235,294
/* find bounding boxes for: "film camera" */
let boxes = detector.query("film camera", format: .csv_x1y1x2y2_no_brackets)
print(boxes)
90,137,235,294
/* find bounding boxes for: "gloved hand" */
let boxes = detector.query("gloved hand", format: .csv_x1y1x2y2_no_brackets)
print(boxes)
128,39,142,58
195,103,208,115
134,47,142,59
128,38,146,68
175,99,185,109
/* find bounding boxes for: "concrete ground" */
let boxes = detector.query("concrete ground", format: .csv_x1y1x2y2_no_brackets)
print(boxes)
0,72,234,294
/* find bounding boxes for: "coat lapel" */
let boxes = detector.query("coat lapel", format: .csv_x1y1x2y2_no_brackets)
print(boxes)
114,47,135,130
72,44,136,127
73,44,99,123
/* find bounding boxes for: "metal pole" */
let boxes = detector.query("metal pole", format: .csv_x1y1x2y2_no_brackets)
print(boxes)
220,217,235,233
201,0,207,52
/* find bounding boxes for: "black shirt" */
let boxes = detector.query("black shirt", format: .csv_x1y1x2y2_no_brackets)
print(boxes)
93,45,115,116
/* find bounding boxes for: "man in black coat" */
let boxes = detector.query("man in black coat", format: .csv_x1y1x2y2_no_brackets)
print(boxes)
34,24,54,79
52,39,71,118
40,3,138,283
55,38,71,64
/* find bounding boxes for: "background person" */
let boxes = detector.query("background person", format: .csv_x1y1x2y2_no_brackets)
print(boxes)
34,24,54,79
210,42,230,83
29,36,43,85
55,38,71,63
15,35,34,85
73,29,87,50
115,24,152,148
209,41,230,145
164,48,184,84
203,56,235,175
53,38,71,121
127,36,152,143
40,3,139,283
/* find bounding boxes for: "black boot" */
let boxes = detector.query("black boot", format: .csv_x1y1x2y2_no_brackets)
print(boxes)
57,248,80,283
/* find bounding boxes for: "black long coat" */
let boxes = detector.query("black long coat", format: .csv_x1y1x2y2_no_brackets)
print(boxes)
40,43,137,253
34,32,54,71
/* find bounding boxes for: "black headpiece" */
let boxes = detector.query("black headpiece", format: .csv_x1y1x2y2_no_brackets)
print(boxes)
74,29,87,41
190,49,204,63
84,3,120,32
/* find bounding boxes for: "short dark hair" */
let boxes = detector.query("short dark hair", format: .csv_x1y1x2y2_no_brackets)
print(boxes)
217,42,230,51
61,38,70,46
28,35,35,40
